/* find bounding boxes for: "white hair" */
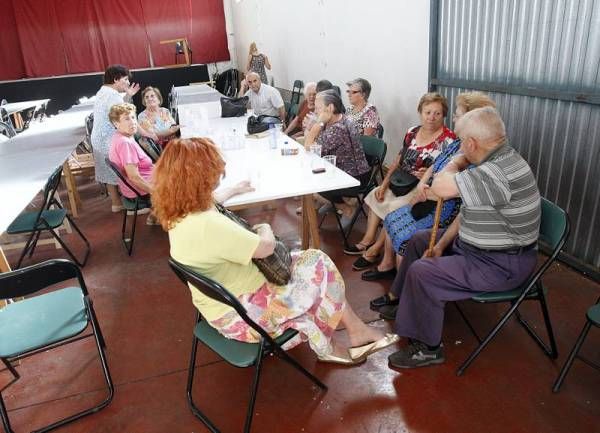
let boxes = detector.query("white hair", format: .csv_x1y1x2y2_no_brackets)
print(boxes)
304,82,317,95
246,71,260,80
456,106,506,145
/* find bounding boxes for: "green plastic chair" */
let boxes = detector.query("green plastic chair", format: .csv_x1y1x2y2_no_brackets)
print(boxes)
6,166,90,268
0,259,113,433
168,258,327,433
552,297,600,392
455,197,570,375
320,135,387,249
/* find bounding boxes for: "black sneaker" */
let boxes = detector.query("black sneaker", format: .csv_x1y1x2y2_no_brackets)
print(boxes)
388,341,445,369
379,304,398,320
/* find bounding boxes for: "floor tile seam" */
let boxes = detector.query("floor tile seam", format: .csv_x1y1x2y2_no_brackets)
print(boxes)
4,358,226,414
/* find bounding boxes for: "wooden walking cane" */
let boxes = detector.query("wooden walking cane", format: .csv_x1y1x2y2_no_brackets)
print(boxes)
425,198,444,257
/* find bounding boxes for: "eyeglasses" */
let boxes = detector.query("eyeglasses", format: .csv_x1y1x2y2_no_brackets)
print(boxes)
346,90,361,94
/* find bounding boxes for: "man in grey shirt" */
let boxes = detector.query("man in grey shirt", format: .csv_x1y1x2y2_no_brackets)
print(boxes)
245,72,286,123
385,107,541,369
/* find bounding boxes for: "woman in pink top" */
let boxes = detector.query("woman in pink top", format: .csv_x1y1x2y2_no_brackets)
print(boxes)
108,103,158,224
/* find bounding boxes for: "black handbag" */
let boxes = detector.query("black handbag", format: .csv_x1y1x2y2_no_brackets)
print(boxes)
215,203,292,285
247,115,281,134
410,199,437,219
220,96,248,117
389,169,419,196
388,127,420,196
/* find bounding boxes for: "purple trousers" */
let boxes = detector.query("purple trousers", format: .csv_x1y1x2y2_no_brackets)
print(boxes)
391,229,537,346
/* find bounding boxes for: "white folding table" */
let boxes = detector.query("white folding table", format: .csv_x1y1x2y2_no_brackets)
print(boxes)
177,88,359,250
0,105,92,298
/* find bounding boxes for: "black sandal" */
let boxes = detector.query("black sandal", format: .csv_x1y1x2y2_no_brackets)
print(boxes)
344,242,374,256
352,255,379,271
369,293,400,311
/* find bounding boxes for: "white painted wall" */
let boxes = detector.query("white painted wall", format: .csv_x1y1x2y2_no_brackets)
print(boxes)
227,0,430,160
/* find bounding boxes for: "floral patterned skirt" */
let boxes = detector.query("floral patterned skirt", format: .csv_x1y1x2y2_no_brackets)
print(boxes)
208,249,346,356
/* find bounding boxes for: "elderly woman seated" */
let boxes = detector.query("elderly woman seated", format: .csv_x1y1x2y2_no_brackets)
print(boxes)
152,137,398,364
108,103,157,224
137,86,180,147
304,90,371,220
284,82,317,139
345,78,380,136
344,93,457,274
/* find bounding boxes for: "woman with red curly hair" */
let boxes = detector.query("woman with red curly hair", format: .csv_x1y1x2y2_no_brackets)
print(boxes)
153,138,399,365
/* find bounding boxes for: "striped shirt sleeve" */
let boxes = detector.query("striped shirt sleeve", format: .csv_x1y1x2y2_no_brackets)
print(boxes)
455,164,511,207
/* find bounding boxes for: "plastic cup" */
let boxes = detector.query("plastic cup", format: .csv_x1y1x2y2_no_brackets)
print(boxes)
323,155,336,176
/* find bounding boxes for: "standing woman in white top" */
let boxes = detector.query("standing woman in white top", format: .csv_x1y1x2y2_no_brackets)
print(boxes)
91,65,158,212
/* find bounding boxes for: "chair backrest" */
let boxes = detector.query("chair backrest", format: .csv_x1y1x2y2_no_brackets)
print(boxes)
0,259,87,300
0,120,16,138
136,136,161,162
168,258,278,344
359,135,387,188
539,197,570,252
105,157,145,198
523,197,570,292
85,113,94,138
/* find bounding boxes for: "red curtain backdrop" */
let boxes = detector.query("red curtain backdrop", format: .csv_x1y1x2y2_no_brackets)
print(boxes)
140,0,193,67
56,0,107,74
13,0,68,77
0,0,229,80
93,0,150,69
189,0,230,66
0,0,26,80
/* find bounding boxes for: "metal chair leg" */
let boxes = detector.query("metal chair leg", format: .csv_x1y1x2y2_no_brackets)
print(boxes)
453,302,482,343
0,394,14,433
15,231,37,268
187,318,219,433
28,307,114,433
457,293,529,376
515,291,558,358
48,219,90,267
552,320,592,393
28,230,42,258
273,346,327,390
1,358,19,381
244,343,265,433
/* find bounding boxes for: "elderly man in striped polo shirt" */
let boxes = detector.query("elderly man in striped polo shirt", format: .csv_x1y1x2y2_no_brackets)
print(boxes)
385,106,541,369
244,72,286,123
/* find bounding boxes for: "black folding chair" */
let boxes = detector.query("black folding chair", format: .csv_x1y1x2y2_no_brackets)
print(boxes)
376,123,384,139
454,198,570,375
136,136,162,163
0,120,16,138
0,259,113,433
6,166,91,268
287,80,303,119
320,135,387,249
552,296,600,392
168,258,327,433
105,158,151,256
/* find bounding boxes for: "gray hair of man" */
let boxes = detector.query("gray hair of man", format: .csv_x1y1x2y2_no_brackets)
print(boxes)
304,82,317,95
346,78,372,100
246,71,261,81
456,106,506,150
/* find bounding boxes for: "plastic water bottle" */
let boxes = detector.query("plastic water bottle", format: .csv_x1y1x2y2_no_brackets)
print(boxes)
269,124,277,149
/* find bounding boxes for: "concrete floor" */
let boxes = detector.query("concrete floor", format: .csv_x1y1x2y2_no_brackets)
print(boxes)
1,183,600,433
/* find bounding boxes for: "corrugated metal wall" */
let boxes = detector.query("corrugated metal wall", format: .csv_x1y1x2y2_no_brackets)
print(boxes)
433,0,600,269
